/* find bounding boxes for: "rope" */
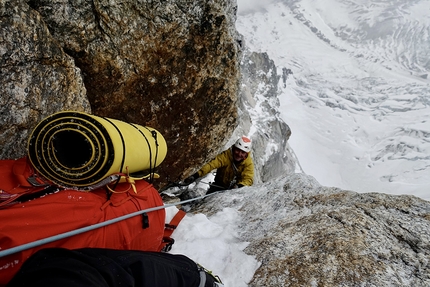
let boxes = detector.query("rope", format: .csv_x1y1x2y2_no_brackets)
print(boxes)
229,148,239,189
166,179,226,191
127,124,160,183
288,143,306,174
103,118,126,173
0,188,222,258
149,130,159,182
130,123,154,181
103,117,126,190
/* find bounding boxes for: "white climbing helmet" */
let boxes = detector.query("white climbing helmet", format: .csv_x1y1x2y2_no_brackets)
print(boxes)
234,136,252,153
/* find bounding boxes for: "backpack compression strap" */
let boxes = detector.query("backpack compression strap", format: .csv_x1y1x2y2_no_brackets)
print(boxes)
160,209,186,252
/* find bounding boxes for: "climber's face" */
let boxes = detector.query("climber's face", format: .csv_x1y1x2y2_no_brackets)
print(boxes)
233,147,248,162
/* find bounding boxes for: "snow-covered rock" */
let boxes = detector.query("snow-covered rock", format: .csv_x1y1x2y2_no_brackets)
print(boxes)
229,48,297,184
190,173,430,286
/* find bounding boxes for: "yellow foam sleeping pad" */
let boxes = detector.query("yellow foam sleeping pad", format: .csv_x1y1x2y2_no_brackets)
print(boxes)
27,111,167,190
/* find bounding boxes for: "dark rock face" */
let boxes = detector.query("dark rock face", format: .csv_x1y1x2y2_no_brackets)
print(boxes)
28,0,241,185
1,0,242,187
0,0,90,159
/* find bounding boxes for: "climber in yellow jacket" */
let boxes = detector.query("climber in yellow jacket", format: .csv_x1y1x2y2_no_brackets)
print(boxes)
184,136,254,194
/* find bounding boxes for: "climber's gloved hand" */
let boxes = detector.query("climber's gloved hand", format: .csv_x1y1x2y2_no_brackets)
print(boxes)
232,184,244,189
183,173,199,185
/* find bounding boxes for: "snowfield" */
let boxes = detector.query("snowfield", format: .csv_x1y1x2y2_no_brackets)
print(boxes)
236,0,430,200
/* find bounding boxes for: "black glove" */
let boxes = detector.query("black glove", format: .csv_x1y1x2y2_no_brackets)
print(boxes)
183,173,199,185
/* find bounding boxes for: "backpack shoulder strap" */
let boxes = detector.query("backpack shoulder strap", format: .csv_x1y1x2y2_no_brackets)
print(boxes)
12,157,34,187
0,157,54,208
160,209,186,252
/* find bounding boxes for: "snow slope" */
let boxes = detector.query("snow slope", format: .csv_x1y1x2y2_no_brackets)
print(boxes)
236,0,430,200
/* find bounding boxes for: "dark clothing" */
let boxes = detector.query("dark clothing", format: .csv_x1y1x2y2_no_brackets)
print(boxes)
7,248,220,287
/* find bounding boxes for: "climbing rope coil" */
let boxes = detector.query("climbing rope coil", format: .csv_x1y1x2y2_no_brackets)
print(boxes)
27,111,167,189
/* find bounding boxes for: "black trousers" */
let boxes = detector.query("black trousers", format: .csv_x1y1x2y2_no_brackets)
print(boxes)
7,248,220,287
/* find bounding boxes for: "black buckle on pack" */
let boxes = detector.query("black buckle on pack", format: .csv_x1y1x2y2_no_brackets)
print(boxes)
27,175,50,187
142,213,149,229
162,237,175,252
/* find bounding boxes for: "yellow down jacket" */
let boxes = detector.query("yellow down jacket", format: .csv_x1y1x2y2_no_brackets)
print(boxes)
197,148,254,188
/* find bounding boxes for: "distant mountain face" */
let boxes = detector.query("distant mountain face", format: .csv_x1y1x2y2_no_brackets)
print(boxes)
236,0,430,200
288,0,430,76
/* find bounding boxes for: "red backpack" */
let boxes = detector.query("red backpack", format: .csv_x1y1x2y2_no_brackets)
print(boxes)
0,157,184,286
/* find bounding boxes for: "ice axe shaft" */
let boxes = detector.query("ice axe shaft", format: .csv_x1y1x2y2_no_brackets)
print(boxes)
197,181,226,190
166,179,228,192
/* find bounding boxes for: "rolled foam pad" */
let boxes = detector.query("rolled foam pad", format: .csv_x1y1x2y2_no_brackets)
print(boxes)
27,111,167,188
